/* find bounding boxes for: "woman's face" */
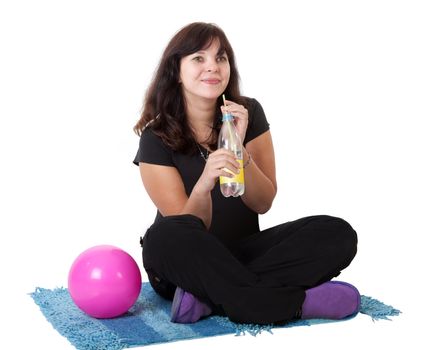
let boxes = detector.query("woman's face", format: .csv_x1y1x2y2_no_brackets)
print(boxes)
179,38,230,103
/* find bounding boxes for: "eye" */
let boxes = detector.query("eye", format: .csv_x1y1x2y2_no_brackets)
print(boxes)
192,56,204,62
217,55,228,62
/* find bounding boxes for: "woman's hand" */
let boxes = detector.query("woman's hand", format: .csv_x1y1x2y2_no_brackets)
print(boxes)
221,100,248,144
194,149,241,194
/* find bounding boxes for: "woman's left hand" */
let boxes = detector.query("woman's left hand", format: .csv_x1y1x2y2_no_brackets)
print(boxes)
221,100,248,144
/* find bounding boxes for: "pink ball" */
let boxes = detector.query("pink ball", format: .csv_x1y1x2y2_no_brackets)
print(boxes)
68,245,142,318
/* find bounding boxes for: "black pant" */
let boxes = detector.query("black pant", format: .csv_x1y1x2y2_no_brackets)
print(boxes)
141,214,357,324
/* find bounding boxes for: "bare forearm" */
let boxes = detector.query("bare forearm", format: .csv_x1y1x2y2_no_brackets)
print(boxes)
241,149,276,214
180,184,212,229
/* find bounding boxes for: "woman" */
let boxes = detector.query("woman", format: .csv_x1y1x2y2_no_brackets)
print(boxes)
133,22,360,325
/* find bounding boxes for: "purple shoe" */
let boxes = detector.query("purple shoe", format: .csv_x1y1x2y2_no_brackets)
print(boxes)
170,287,212,323
301,281,361,320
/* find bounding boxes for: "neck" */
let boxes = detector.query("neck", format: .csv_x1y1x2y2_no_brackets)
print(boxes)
185,97,217,144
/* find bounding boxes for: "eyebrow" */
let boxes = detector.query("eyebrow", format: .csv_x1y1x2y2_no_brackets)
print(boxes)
193,50,227,56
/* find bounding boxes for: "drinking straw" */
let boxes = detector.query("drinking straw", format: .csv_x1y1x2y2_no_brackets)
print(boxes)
222,95,239,150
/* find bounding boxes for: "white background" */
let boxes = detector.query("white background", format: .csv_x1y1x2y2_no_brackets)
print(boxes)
1,0,438,349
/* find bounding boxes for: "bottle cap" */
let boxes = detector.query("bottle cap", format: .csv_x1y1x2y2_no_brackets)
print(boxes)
222,112,233,122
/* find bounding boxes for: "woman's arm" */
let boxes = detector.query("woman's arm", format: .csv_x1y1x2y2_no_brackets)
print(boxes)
241,130,277,214
139,149,240,229
139,163,212,227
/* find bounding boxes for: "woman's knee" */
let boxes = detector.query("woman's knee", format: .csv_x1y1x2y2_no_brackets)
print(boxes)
310,215,357,258
326,216,358,262
142,214,208,270
146,214,206,248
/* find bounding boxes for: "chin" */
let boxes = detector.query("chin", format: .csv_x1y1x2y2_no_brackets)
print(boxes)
194,92,221,101
204,93,223,100
185,86,226,101
203,88,226,99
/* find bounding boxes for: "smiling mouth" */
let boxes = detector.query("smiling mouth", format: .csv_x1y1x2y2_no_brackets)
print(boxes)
202,79,221,84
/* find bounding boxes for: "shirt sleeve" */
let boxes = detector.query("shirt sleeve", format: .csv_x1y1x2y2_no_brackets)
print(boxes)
243,98,270,146
133,128,174,166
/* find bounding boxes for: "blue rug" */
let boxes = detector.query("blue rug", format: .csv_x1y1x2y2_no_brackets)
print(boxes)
30,282,400,350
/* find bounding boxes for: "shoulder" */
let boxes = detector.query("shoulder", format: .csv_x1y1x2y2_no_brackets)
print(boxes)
134,127,174,166
139,127,173,153
243,97,269,128
242,97,270,145
242,97,264,114
139,127,164,145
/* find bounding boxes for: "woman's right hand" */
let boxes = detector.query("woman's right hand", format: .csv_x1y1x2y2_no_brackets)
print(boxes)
194,148,241,194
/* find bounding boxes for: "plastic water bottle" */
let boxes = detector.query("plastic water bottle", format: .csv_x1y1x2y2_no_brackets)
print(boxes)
218,112,245,197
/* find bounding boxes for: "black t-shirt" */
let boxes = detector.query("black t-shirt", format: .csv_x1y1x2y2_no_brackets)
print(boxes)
133,97,270,249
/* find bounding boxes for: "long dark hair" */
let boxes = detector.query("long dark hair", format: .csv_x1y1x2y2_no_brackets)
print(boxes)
133,22,246,153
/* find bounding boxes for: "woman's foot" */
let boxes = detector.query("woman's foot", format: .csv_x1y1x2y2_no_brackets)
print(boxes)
170,287,212,323
301,281,361,319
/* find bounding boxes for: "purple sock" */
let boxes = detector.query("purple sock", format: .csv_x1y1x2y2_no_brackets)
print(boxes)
301,281,361,319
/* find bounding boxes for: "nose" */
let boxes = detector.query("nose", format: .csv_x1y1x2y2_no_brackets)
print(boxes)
206,59,219,73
